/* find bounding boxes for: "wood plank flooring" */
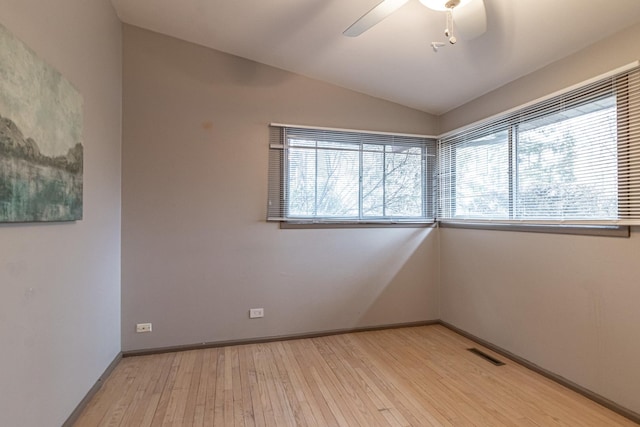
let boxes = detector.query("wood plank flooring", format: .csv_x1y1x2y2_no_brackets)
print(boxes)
73,325,637,426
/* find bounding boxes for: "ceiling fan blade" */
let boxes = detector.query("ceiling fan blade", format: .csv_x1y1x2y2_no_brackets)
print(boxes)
453,0,486,40
343,0,410,37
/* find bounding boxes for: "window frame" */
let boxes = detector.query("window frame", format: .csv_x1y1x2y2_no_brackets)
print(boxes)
267,124,437,227
437,62,639,235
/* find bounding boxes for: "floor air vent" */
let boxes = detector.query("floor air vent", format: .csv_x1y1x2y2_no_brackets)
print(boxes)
467,348,505,366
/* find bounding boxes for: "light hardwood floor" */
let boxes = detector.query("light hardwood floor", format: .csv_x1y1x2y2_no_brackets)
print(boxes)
73,325,637,426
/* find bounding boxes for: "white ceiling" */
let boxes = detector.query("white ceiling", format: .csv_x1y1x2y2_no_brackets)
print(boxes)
110,0,640,115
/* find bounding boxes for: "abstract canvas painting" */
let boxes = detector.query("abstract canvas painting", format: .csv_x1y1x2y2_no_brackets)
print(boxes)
0,23,83,222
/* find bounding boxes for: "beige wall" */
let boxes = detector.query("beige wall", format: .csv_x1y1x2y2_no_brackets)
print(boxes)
439,22,640,414
0,1,122,426
121,25,440,352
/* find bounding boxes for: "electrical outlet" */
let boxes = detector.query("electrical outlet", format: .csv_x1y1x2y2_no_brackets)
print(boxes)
249,308,264,319
136,323,152,333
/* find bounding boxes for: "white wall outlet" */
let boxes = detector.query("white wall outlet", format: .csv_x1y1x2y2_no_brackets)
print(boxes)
249,308,264,319
136,323,152,333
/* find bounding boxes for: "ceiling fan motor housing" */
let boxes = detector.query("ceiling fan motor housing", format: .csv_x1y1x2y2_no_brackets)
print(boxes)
445,0,461,9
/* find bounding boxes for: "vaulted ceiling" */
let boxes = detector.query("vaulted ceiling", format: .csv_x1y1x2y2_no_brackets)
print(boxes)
111,0,640,115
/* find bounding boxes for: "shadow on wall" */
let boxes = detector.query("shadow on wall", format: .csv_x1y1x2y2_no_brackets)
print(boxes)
270,226,438,329
257,226,439,334
355,226,439,325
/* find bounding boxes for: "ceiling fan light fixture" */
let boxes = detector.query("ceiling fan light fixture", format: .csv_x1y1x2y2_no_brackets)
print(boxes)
419,0,471,11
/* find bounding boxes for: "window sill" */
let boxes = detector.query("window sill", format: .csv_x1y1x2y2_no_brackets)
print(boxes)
278,221,436,229
439,221,630,237
273,219,630,236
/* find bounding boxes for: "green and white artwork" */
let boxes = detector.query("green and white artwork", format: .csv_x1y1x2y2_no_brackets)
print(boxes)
0,23,83,222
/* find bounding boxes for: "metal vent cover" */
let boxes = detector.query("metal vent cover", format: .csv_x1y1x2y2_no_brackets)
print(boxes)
467,348,505,366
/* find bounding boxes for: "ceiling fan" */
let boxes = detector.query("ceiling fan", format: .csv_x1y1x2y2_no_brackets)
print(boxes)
344,0,487,46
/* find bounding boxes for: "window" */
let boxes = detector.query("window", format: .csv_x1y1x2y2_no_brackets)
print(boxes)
438,64,640,226
268,126,436,224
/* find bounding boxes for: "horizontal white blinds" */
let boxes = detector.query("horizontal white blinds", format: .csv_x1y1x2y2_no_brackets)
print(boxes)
438,64,640,225
268,125,436,223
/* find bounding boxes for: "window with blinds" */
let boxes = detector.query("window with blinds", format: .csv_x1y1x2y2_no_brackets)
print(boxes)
268,125,436,224
438,63,640,226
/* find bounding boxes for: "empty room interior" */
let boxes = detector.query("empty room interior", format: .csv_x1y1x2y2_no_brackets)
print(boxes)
2,0,640,426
